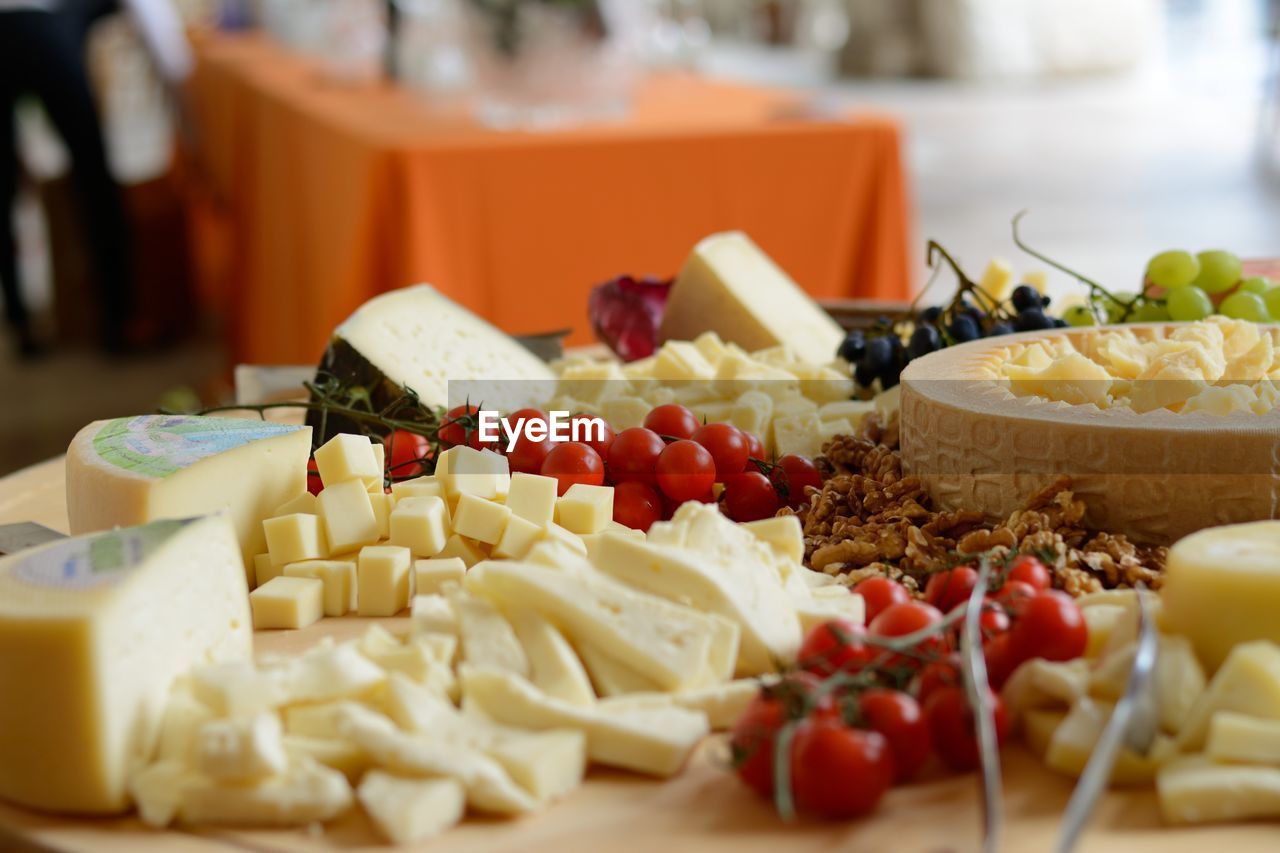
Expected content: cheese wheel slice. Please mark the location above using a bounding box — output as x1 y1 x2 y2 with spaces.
900 325 1280 544
66 415 311 578
0 515 252 814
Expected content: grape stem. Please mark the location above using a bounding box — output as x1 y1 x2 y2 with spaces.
1010 210 1148 323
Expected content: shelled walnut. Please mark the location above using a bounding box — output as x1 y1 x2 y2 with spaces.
791 413 1167 594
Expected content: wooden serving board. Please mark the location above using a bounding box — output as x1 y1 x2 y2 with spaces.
0 459 1273 852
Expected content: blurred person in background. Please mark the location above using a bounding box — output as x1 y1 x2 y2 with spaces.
0 0 190 359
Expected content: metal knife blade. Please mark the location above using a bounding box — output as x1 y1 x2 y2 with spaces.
0 522 67 556
961 559 1003 853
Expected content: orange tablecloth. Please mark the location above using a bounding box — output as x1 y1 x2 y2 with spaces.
186 33 912 364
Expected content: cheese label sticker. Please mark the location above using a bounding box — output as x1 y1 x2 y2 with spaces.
13 520 191 590
92 415 301 479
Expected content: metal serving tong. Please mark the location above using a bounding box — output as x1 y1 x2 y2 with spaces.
1054 584 1160 853
960 561 1004 853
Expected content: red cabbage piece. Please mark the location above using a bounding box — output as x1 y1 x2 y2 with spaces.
587 275 673 362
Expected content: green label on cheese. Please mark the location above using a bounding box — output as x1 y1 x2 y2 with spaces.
13 520 190 590
92 415 300 479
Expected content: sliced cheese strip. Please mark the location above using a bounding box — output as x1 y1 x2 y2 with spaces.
66 415 311 577
1158 755 1280 824
177 757 353 827
447 587 529 676
506 606 596 706
358 771 465 845
0 515 252 814
460 666 709 777
577 643 663 697
597 679 760 730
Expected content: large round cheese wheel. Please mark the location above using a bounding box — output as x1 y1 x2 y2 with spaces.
899 325 1280 544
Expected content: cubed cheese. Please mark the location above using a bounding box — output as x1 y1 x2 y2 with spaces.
493 514 543 560
283 560 357 617
314 433 381 489
318 480 380 555
358 546 412 616
250 576 325 629
436 534 486 568
442 447 510 501
556 484 614 535
253 553 279 587
263 513 328 568
506 473 558 526
389 496 450 558
273 492 317 518
391 476 445 503
452 493 511 546
413 557 467 595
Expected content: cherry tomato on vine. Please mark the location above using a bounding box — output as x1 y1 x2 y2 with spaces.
654 440 716 503
643 404 699 441
995 580 1037 619
982 632 1022 689
607 427 665 486
923 566 979 612
721 471 780 522
612 481 662 532
869 601 945 671
1007 554 1052 591
770 454 823 509
923 685 1008 772
437 404 480 448
1009 590 1087 662
857 689 932 783
853 576 911 624
914 656 962 704
797 618 876 677
306 458 323 496
507 434 552 475
570 413 615 458
979 602 1011 636
790 719 895 819
692 422 749 480
540 442 604 495
730 693 785 798
744 431 765 461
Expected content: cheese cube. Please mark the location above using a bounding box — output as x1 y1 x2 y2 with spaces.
1158 756 1280 824
558 361 630 405
318 479 380 555
556 484 614 535
414 557 467 595
798 365 856 404
493 514 543 560
411 594 459 638
742 516 805 564
369 492 392 539
653 341 715 381
443 447 510 501
283 560 357 617
358 546 413 616
253 553 279 587
689 401 735 425
453 493 512 545
730 391 773 442
391 476 445 504
818 418 855 446
818 399 875 424
250 576 325 629
263 513 328 568
774 397 819 419
507 473 559 526
273 492 316 518
313 433 381 489
1206 711 1280 765
692 330 730 366
196 713 288 783
771 413 823 459
359 771 465 845
371 441 385 483
389 496 450 557
1176 641 1280 751
601 396 652 431
542 521 588 557
437 534 487 568
284 735 370 783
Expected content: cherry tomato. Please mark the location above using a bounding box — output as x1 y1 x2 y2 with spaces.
869 601 945 671
1009 590 1087 663
914 657 962 704
607 427 666 486
744 431 765 461
382 430 430 479
770 454 823 509
853 576 911 624
730 693 786 798
612 481 662 532
507 434 552 475
797 619 876 677
979 601 1011 636
506 407 548 432
570 413 615 458
790 718 894 819
996 580 1037 619
1007 554 1052 591
923 685 1008 772
540 442 605 495
654 440 716 503
721 471 780 522
982 632 1022 689
923 566 979 613
438 404 480 448
306 458 323 496
857 689 932 783
643 404 699 441
692 422 749 480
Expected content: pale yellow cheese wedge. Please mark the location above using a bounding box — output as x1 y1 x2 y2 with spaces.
1089 633 1205 735
1158 755 1280 825
507 606 596 706
1044 697 1175 786
358 771 465 845
1176 641 1280 751
1205 711 1280 766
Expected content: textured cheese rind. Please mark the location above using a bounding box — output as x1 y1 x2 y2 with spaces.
66 416 311 575
900 324 1280 544
0 515 252 814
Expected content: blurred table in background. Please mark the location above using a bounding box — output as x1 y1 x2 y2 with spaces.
184 32 911 364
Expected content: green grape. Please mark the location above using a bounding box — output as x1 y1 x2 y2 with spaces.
1131 301 1171 323
1166 286 1214 321
1265 288 1280 320
1241 276 1273 294
1191 250 1242 294
1146 250 1199 289
1219 291 1271 322
1103 291 1138 324
1062 304 1097 326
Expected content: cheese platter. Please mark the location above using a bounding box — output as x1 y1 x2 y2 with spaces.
2 231 1280 851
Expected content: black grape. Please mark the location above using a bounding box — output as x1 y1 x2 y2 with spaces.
948 314 981 342
907 325 942 360
1014 309 1055 331
838 329 866 363
1011 285 1042 313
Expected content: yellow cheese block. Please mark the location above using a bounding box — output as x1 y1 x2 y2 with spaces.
1206 711 1280 765
1176 640 1280 751
900 325 1280 544
0 515 252 814
1158 756 1280 824
658 231 845 366
1162 521 1280 671
358 771 465 845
